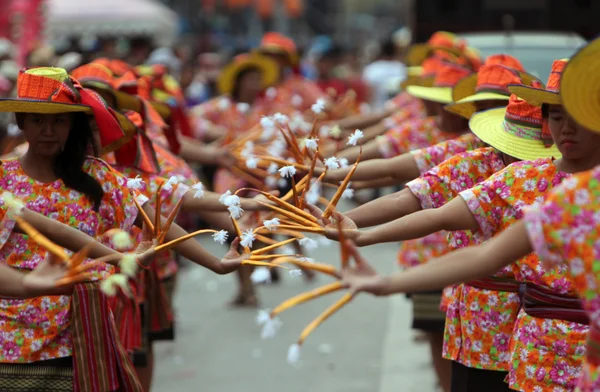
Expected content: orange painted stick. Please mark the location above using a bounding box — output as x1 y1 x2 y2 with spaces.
299 148 319 210
15 216 70 263
231 166 267 190
270 258 338 277
257 156 310 171
154 183 164 237
251 237 298 256
282 175 308 202
66 260 102 276
157 196 186 244
322 148 362 219
237 188 318 224
257 201 320 228
133 198 155 234
255 234 278 245
270 281 344 318
54 272 94 287
250 254 298 261
265 225 324 234
67 243 93 269
154 229 218 252
297 292 354 345
241 260 289 268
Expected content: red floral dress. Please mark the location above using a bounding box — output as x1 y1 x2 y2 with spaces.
461 158 585 391
0 157 139 363
524 166 600 392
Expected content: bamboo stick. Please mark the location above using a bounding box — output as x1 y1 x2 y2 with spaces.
297 293 354 345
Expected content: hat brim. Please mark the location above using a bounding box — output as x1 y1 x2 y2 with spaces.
217 56 280 95
151 101 172 119
406 86 453 104
407 66 423 77
508 85 561 106
254 47 299 66
82 81 142 113
561 39 600 133
469 107 561 161
445 92 509 119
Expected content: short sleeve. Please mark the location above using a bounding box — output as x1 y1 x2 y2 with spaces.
410 134 487 174
0 203 15 250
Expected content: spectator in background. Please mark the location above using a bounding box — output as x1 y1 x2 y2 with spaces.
362 38 406 110
185 52 224 106
315 45 346 97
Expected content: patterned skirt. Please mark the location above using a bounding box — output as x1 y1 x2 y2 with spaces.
0 357 73 392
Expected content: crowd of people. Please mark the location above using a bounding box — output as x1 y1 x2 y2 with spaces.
0 27 599 392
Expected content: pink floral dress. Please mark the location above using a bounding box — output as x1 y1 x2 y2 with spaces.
524 166 600 392
0 157 139 363
460 158 585 390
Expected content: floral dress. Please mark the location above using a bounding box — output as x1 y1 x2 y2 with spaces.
410 133 487 174
0 157 139 363
376 117 467 159
383 92 426 129
408 147 508 357
460 158 585 391
524 166 600 392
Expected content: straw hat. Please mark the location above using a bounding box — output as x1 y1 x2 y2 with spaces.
217 53 279 95
72 63 142 113
560 38 600 132
406 61 473 104
469 94 561 161
0 67 135 153
446 61 542 119
508 59 568 106
405 31 465 66
255 32 299 66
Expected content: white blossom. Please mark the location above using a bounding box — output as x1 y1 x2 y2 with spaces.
236 102 250 113
228 204 244 219
287 344 301 365
289 269 303 278
273 113 289 125
304 138 319 151
251 267 271 284
263 218 281 230
342 188 355 199
261 317 283 339
347 129 364 146
212 230 228 245
291 94 303 107
162 176 179 191
240 230 256 248
260 116 276 129
278 165 297 178
324 157 340 170
329 125 342 138
217 97 231 111
298 237 318 250
246 156 259 169
311 98 326 114
267 163 279 175
127 175 144 190
119 255 138 278
191 182 205 199
112 231 133 250
339 158 349 168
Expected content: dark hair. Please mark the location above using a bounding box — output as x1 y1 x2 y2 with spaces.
320 45 344 62
231 66 261 101
17 112 105 211
380 39 397 58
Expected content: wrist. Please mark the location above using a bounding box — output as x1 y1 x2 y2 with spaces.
377 275 393 296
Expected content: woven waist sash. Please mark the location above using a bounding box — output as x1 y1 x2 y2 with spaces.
521 282 589 325
143 264 173 332
107 281 142 354
70 283 143 391
466 276 521 292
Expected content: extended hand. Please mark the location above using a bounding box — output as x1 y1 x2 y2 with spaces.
304 204 360 242
23 255 88 296
340 241 386 296
219 238 246 274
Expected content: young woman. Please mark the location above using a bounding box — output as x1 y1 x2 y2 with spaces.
324 59 597 391
0 67 245 391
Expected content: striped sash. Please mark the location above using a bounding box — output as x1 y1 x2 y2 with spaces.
467 276 520 292
143 263 173 332
108 281 142 353
70 283 143 391
587 325 600 366
522 282 589 325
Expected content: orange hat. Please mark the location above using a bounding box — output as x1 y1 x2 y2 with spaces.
483 54 524 72
256 32 299 65
406 62 473 104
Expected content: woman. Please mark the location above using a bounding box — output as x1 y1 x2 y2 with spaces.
324 59 595 391
341 44 600 391
0 67 244 391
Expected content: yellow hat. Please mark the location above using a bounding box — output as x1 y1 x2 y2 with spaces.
508 59 568 106
446 64 542 119
561 38 600 133
469 94 561 161
406 62 473 104
217 54 279 96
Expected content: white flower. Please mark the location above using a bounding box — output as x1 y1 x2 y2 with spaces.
256 309 271 325
260 116 276 129
240 230 256 248
291 94 303 107
299 257 315 263
304 138 319 151
1 192 24 216
261 317 283 339
228 204 244 219
267 163 279 174
112 231 133 250
273 113 289 125
127 175 144 190
219 190 232 204
347 129 364 146
311 102 325 114
217 97 231 111
277 178 288 188
278 165 297 178
219 191 241 207
342 188 355 199
212 230 228 245
246 156 259 169
162 176 179 191
329 125 342 138
306 187 320 205
266 87 277 99
241 142 254 158
265 176 278 188
324 157 340 170
298 237 318 250
287 344 301 365
289 269 303 278
188 183 203 199
251 267 271 284
100 274 129 297
236 102 250 113
316 98 327 107
119 255 138 278
339 158 349 168
263 218 280 230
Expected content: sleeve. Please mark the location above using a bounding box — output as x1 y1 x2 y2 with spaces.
377 121 418 158
0 203 15 250
459 166 515 241
523 174 586 269
410 134 486 174
299 78 328 104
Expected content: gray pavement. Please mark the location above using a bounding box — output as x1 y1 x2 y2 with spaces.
153 200 439 392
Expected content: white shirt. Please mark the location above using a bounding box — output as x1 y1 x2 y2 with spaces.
362 60 407 110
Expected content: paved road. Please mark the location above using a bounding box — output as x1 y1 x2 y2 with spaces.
153 200 439 392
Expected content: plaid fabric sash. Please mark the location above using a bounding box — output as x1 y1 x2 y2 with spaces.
466 276 520 292
587 325 600 366
143 264 173 332
70 283 143 391
107 281 142 354
521 282 589 325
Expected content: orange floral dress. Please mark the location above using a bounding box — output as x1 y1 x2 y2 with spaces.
383 92 426 129
460 158 585 391
524 166 600 392
0 157 139 363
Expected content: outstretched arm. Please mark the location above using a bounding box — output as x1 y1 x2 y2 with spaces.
323 152 420 184
336 138 383 162
345 188 422 228
334 109 392 131
354 196 479 246
344 221 532 296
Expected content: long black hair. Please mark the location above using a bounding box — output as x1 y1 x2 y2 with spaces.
54 113 104 211
18 112 105 211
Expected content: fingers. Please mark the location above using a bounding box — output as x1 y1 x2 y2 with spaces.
345 240 366 266
229 237 241 251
